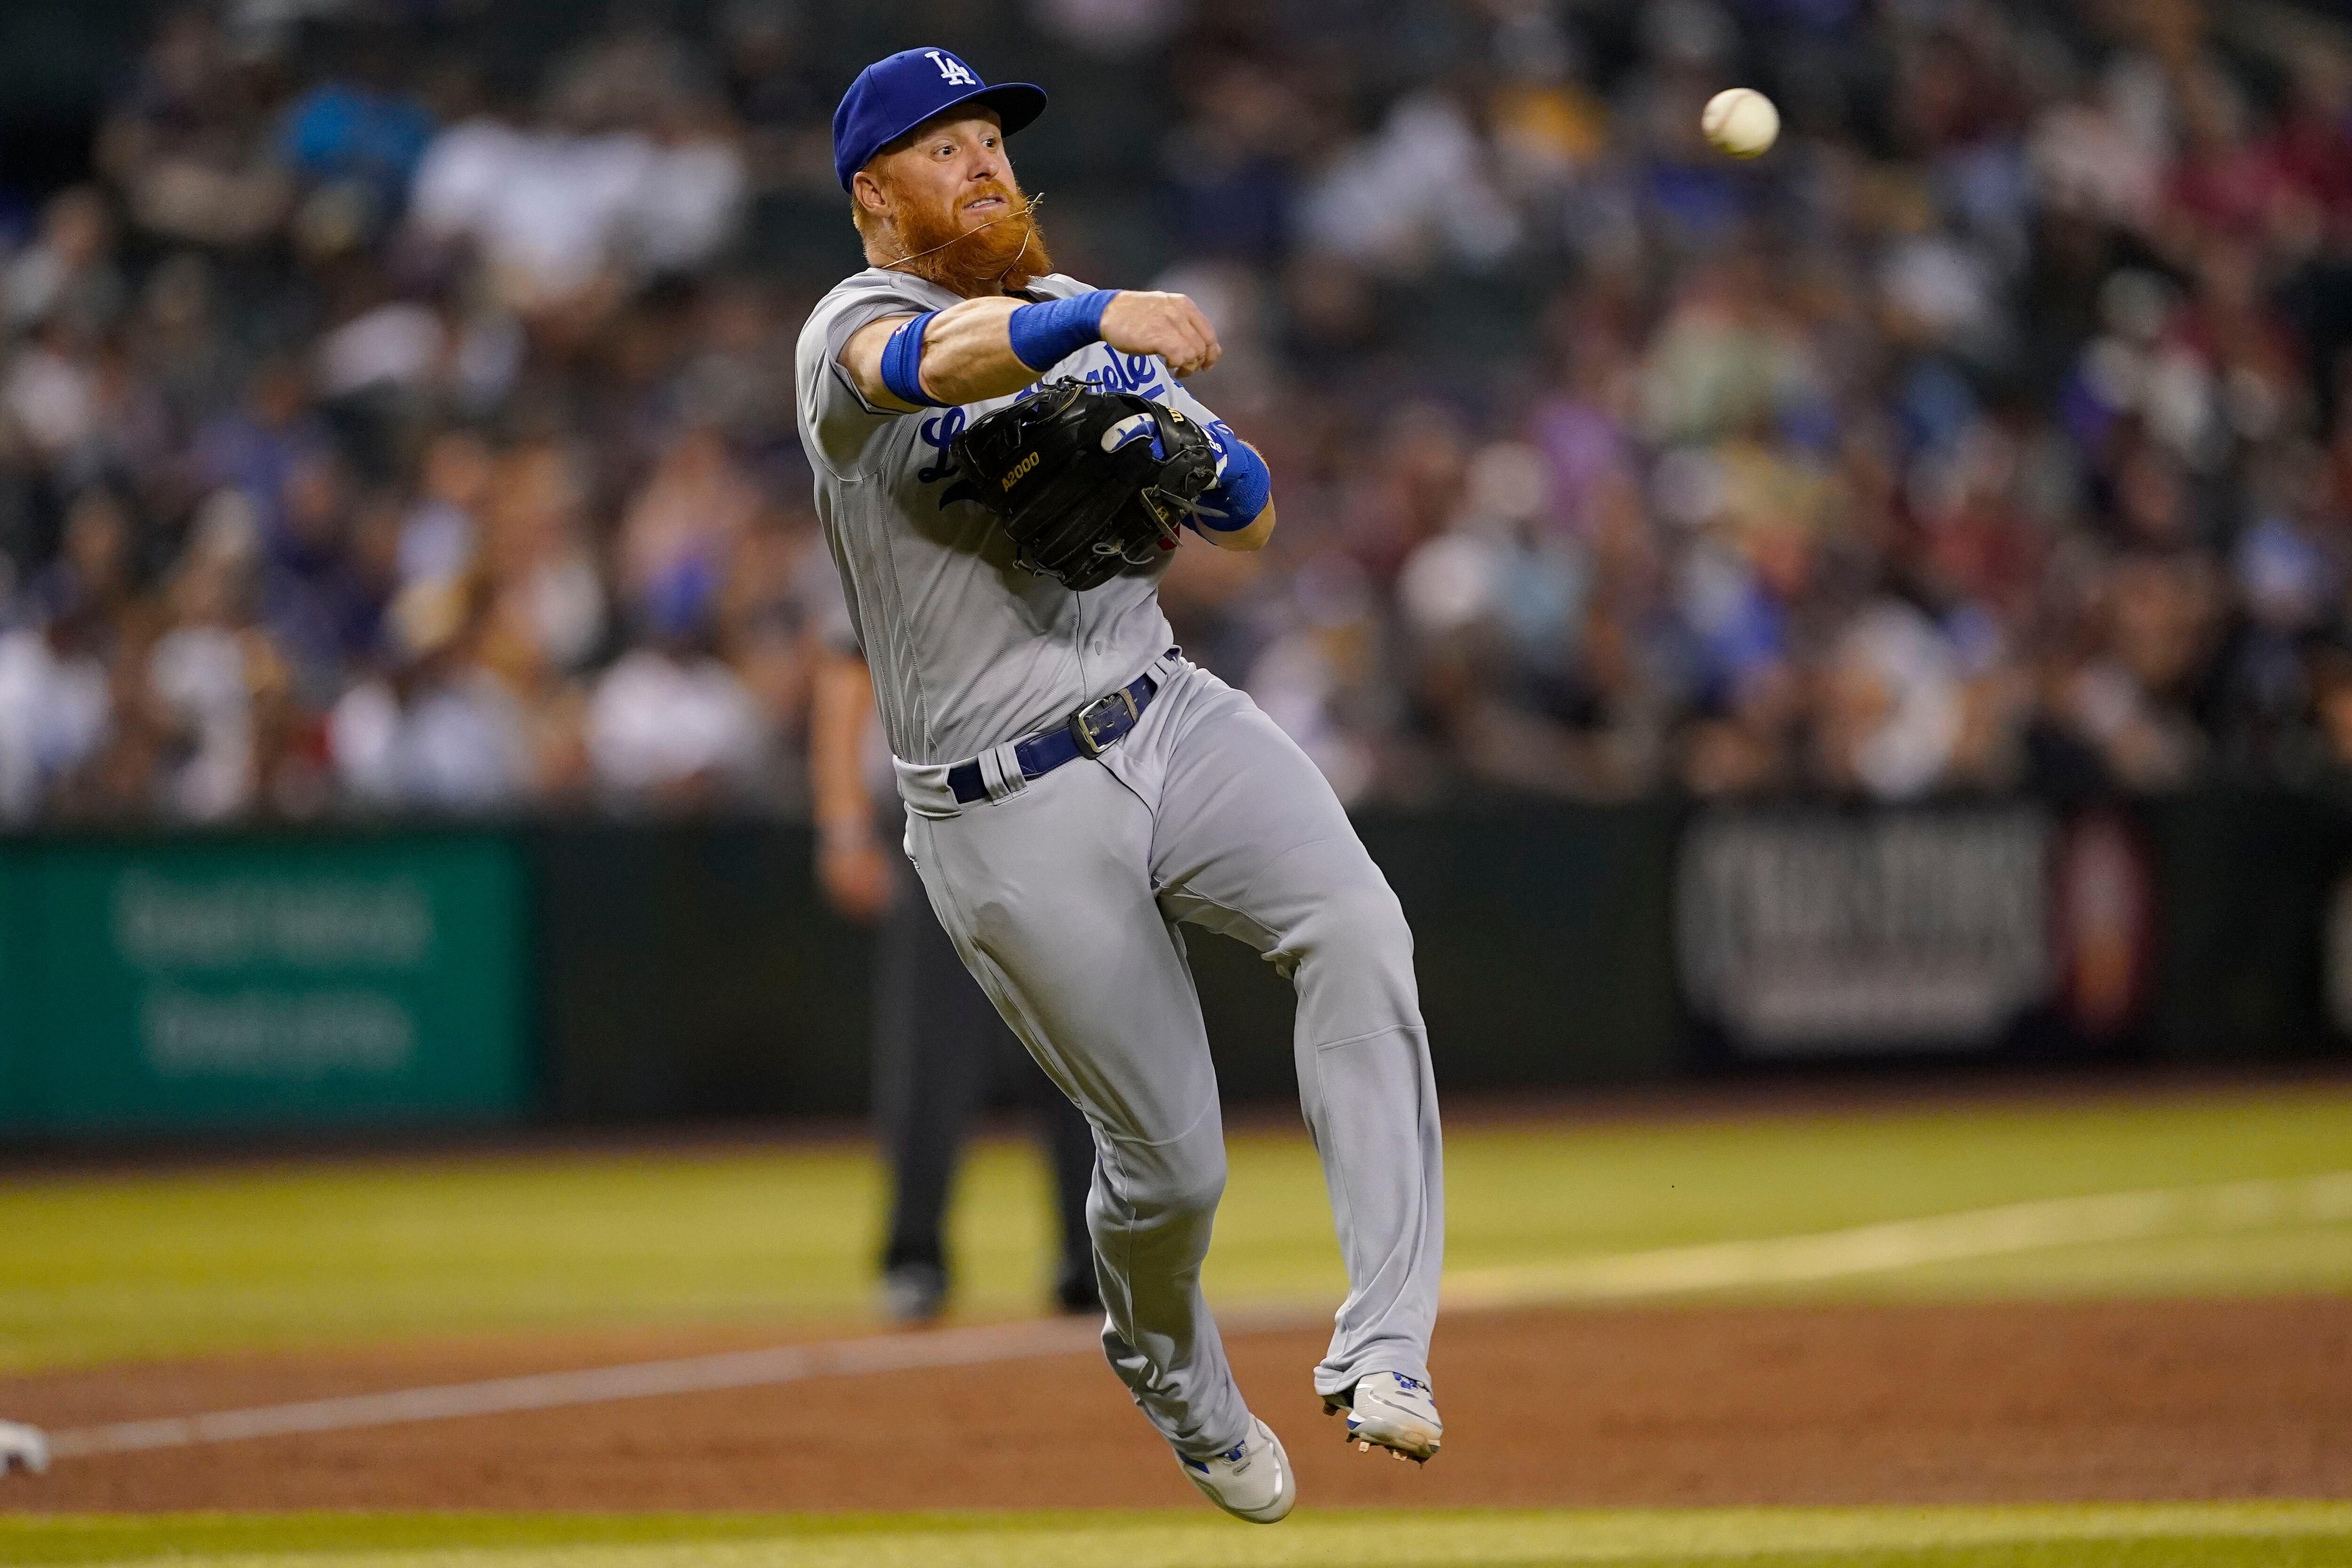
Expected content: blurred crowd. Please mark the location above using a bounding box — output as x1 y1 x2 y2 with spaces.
7 0 2352 824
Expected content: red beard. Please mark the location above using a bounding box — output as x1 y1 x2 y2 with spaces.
874 179 1054 295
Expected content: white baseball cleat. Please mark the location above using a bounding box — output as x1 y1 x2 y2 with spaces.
1326 1370 1442 1463
0 1420 49 1477
1178 1417 1295 1523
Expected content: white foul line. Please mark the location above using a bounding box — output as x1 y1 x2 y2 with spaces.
41 1317 1109 1460
28 1170 2352 1463
37 1302 1321 1462
1438 1169 2352 1309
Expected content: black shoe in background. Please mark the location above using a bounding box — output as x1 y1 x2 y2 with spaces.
879 1261 948 1325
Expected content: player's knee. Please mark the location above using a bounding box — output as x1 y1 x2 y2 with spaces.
1134 1146 1226 1221
1092 1125 1226 1224
1162 1156 1226 1220
1171 1175 1224 1224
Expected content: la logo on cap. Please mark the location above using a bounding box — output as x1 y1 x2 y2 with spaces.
924 50 979 87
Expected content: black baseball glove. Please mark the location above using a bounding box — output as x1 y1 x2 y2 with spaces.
951 378 1218 592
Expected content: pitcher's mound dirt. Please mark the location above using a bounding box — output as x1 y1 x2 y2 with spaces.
4 1296 2349 1512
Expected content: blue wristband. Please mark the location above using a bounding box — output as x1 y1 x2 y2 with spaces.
1007 289 1116 372
1193 422 1270 532
880 311 944 407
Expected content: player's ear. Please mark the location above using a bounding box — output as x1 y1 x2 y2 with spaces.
851 170 888 218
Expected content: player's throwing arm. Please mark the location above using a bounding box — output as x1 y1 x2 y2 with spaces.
844 290 1222 409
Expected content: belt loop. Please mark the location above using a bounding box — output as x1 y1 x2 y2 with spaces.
891 755 965 817
978 739 1027 802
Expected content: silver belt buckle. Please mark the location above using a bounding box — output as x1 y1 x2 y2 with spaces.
1069 685 1140 757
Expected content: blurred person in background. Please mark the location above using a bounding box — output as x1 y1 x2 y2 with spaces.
396 428 493 591
4 188 124 339
0 606 112 825
476 438 608 682
255 449 388 699
620 425 762 626
95 5 293 250
330 569 532 813
0 488 136 822
275 16 436 254
584 569 766 813
145 491 274 821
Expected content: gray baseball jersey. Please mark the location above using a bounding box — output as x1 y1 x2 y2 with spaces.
796 267 1223 766
793 270 1442 1465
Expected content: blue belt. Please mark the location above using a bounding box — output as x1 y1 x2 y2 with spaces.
947 651 1175 806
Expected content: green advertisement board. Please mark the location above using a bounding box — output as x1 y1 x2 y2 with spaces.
0 833 529 1133
0 847 24 1132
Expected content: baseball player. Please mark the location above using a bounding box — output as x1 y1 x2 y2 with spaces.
794 47 1444 1523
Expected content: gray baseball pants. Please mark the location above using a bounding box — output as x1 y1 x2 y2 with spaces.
894 653 1443 1458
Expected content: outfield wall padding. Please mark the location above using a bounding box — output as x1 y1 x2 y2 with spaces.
4 793 2350 1138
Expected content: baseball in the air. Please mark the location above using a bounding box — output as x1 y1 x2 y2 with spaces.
1702 87 1780 159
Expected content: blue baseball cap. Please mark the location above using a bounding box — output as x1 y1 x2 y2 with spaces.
832 48 1048 192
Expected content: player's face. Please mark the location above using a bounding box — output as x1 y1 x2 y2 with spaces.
855 109 1052 293
869 111 1021 237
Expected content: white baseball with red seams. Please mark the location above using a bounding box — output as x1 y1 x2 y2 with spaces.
1703 87 1780 158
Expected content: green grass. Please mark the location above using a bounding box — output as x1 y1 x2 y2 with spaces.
3 1507 2351 1568
7 1087 2352 1372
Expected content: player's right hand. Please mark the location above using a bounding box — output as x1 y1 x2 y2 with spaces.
818 833 895 924
1101 291 1222 379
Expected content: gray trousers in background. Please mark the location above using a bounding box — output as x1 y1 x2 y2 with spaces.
895 655 1444 1458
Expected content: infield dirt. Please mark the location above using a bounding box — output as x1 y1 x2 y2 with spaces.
4 1296 2348 1513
